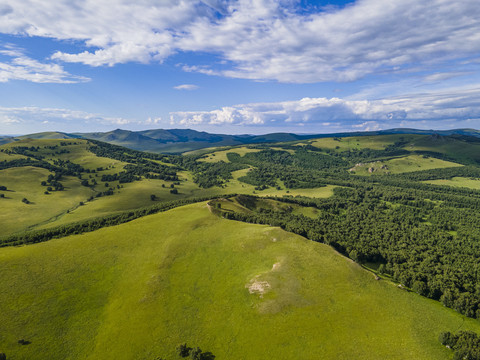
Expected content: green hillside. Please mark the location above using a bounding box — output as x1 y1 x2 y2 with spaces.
0 202 478 360
0 138 336 236
0 138 179 236
3 133 480 360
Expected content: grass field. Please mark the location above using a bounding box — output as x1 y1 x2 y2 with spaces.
403 135 480 164
350 154 462 175
1 138 128 172
425 176 480 189
0 167 94 235
0 152 29 161
0 202 479 359
198 147 261 163
308 134 422 151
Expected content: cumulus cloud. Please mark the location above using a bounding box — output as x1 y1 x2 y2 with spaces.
173 84 199 90
1 0 480 82
169 88 480 131
0 45 89 83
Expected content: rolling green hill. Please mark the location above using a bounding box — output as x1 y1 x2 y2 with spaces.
3 131 480 359
1 202 478 360
3 127 480 154
1 132 479 237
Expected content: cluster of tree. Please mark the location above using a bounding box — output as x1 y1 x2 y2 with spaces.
123 163 178 181
87 140 173 164
0 158 57 172
388 165 480 181
189 161 246 188
60 141 78 146
439 331 480 360
96 164 177 185
1 146 50 161
100 172 140 184
0 194 234 247
41 172 65 191
176 343 215 360
51 159 85 174
87 141 179 182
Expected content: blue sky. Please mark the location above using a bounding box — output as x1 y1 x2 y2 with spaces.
1 0 480 135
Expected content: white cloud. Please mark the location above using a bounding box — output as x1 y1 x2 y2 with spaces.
1 0 480 82
173 84 199 91
0 115 21 124
0 106 163 134
145 117 162 125
169 88 480 131
0 45 89 83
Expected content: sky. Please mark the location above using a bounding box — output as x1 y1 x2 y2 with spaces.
1 0 480 135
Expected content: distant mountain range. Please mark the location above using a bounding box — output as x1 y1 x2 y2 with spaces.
2 127 480 153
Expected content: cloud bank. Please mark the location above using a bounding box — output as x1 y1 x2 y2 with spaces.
1 0 480 82
170 88 480 132
3 87 480 134
0 106 158 134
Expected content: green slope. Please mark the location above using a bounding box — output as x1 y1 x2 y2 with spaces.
0 139 333 236
0 202 478 359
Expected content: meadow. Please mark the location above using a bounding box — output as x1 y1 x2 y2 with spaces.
0 202 478 359
349 154 462 175
425 176 480 190
308 134 422 151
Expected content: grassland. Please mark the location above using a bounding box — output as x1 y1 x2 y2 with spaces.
0 167 94 235
198 147 261 163
308 134 422 151
405 136 480 164
0 202 478 359
0 140 134 235
349 154 462 175
425 177 480 190
1 138 128 172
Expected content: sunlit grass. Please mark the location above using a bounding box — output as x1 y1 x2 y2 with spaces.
0 203 478 359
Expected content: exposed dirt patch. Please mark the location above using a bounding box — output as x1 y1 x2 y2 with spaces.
247 279 271 297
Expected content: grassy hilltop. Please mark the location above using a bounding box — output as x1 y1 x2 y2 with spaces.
1 203 479 359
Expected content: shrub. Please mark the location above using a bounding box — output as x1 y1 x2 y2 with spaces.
176 343 190 357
